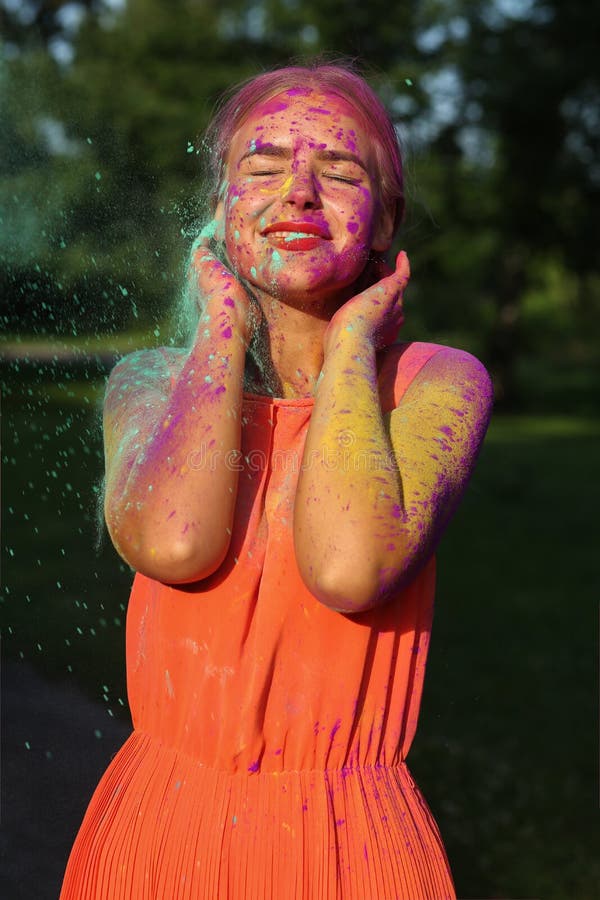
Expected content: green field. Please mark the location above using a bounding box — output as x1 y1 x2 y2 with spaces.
2 369 598 899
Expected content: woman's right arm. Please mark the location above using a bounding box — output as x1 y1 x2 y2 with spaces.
103 248 251 584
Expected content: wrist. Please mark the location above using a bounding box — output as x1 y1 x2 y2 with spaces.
195 298 251 349
323 319 377 358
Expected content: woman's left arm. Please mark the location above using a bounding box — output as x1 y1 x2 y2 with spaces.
293 258 493 614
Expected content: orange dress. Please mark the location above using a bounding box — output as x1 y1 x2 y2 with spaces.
61 341 455 900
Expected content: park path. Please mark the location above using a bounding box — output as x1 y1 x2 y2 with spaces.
1 341 120 367
1 658 131 900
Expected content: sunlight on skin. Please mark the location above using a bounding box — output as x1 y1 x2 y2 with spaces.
295 313 494 611
222 90 391 311
102 89 493 608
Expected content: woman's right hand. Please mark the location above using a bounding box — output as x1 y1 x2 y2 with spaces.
187 220 257 346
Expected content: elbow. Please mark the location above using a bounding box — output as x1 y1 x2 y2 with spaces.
301 563 387 615
106 508 231 584
300 550 425 614
136 537 230 584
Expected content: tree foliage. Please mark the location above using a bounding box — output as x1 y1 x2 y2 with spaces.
1 0 598 407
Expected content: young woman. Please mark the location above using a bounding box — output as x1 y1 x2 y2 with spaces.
61 63 493 899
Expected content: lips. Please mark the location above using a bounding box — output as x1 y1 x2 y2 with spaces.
261 221 331 239
261 221 331 252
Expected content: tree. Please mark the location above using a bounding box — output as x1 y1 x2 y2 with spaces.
2 0 598 407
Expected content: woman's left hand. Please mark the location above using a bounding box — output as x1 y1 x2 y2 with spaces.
324 250 410 355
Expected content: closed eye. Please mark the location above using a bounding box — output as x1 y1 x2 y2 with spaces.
323 173 361 184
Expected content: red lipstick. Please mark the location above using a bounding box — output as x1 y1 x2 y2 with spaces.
262 221 331 238
261 221 331 251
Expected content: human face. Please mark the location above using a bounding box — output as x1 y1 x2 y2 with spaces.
220 90 392 308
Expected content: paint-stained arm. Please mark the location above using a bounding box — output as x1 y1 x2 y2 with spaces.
103 242 252 583
293 253 493 613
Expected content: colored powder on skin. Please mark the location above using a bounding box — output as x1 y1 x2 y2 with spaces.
257 96 291 116
250 267 257 278
346 221 359 234
283 87 312 98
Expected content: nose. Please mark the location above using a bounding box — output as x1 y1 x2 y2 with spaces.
281 170 321 209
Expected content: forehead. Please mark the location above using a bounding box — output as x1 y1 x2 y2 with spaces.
229 89 370 160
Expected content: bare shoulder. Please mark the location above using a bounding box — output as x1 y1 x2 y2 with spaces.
103 347 188 477
386 344 494 485
104 346 187 410
421 344 492 379
405 345 494 419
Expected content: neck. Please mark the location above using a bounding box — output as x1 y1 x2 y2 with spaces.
245 289 345 399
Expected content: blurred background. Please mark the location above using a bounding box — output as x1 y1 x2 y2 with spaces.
1 1 598 898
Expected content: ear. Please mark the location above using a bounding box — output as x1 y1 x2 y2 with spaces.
371 204 394 253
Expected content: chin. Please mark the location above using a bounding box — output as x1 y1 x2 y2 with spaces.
248 257 367 303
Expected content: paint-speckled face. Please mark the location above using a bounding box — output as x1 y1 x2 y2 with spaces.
220 90 392 305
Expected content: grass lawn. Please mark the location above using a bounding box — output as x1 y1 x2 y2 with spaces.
2 368 598 899
411 414 599 899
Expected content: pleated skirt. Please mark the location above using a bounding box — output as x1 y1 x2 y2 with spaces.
61 731 455 899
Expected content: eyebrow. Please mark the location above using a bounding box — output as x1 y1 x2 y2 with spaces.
239 145 368 171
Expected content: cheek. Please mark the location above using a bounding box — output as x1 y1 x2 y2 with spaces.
223 188 248 255
344 190 377 241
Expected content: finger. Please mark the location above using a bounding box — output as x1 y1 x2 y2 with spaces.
395 250 411 285
368 251 410 296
